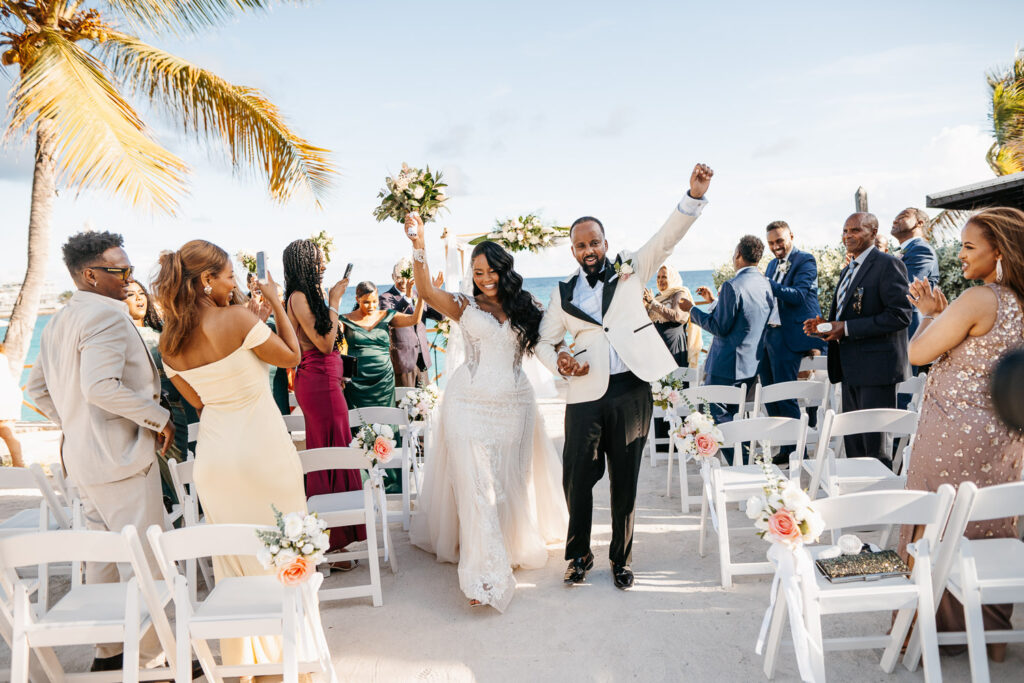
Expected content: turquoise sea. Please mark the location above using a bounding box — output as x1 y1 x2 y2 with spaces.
13 270 715 421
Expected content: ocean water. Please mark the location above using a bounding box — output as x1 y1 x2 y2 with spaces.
13 269 715 421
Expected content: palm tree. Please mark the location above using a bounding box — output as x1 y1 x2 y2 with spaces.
986 48 1024 176
0 1 335 373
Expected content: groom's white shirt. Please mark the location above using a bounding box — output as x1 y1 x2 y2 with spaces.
538 193 707 404
571 268 628 375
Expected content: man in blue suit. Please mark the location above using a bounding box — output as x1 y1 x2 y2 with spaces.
759 221 826 421
681 235 774 463
890 207 939 341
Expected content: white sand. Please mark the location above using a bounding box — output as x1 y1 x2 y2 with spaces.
1 405 1020 682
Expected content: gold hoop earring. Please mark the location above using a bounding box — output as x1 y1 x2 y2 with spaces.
996 258 1004 283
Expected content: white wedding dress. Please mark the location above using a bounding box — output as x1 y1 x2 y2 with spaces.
410 295 568 612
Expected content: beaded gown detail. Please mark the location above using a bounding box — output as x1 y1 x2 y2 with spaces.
410 296 568 612
900 283 1024 634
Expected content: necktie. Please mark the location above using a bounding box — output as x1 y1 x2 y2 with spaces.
836 260 858 313
773 260 786 283
585 266 607 288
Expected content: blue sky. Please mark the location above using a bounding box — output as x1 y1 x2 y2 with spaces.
0 0 1020 289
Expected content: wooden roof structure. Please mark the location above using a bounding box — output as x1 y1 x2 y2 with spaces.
926 171 1024 211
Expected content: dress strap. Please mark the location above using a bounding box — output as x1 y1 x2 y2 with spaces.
243 320 273 349
163 363 179 379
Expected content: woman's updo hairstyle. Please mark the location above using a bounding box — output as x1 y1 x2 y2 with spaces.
152 240 230 356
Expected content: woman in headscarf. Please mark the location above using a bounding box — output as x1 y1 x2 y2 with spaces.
644 264 702 369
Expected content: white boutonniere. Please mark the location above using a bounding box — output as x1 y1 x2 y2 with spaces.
777 260 791 276
613 258 634 282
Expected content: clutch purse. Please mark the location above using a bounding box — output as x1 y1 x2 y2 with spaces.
815 549 910 583
340 354 358 379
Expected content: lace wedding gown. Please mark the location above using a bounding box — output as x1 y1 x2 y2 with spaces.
410 296 568 612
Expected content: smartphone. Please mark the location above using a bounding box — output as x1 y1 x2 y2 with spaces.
256 251 267 284
343 262 353 280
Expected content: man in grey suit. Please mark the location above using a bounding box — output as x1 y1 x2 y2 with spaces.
27 231 173 672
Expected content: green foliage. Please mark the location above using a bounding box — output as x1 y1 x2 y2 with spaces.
712 244 846 314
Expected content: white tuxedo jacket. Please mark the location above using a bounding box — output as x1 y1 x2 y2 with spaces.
537 195 707 404
27 290 169 486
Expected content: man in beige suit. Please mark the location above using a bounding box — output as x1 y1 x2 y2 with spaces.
27 231 173 672
537 163 713 589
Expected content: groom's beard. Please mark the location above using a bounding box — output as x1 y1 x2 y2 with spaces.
579 256 606 276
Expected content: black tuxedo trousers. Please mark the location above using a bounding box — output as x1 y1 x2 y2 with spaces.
562 371 653 566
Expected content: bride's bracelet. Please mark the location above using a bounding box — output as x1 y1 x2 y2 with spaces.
412 248 426 264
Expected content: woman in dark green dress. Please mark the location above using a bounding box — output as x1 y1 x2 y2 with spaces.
341 281 424 409
341 282 424 493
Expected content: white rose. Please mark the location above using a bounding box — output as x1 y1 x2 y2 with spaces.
380 424 395 439
283 513 304 540
257 547 273 569
781 480 811 512
745 495 763 520
804 513 825 542
275 548 298 567
652 381 663 393
302 542 315 555
270 544 280 554
303 516 320 536
316 533 330 551
411 184 425 200
754 518 769 532
767 490 784 510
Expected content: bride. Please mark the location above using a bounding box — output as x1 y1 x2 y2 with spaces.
405 214 568 612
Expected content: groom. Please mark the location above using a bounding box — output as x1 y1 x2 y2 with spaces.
537 163 713 589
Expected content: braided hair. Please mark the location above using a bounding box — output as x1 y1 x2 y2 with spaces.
283 239 333 336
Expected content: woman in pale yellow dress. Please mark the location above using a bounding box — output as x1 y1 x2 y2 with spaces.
153 240 306 670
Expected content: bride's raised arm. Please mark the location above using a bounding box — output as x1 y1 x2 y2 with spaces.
406 213 468 321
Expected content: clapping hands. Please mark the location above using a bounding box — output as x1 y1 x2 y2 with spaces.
908 278 947 316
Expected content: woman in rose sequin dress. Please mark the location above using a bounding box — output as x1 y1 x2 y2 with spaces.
898 207 1024 658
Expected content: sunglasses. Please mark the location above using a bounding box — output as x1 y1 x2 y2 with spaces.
88 266 134 282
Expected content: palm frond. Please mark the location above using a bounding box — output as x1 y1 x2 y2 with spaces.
6 27 187 213
104 1 304 35
926 209 970 243
102 31 334 206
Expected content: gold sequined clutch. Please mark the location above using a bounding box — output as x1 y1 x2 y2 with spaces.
815 550 910 583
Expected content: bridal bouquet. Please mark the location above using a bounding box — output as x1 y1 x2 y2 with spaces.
433 318 451 348
398 384 439 422
651 373 686 410
670 403 724 459
256 505 330 585
470 214 569 253
373 163 449 234
746 456 824 550
310 230 335 263
353 421 397 467
236 250 258 275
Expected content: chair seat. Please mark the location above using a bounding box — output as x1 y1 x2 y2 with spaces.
716 464 786 497
307 490 364 515
948 538 1024 591
804 545 918 606
0 507 67 534
194 576 286 622
35 581 166 628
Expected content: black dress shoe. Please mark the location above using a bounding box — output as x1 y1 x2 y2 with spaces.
90 653 124 672
563 552 594 584
611 563 634 589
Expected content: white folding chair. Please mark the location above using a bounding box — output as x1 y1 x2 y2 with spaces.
761 486 955 683
298 447 391 605
904 480 1024 681
698 416 807 588
283 413 307 446
646 366 702 468
0 527 175 683
802 409 917 500
666 382 747 513
797 355 828 374
146 523 337 683
394 386 415 404
754 380 830 450
288 392 299 409
186 422 200 444
896 375 927 413
349 406 413 529
167 458 214 602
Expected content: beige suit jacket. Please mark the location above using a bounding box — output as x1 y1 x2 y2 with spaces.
27 290 169 485
537 195 707 404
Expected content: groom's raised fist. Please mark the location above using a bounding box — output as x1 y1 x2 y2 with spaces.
689 163 714 199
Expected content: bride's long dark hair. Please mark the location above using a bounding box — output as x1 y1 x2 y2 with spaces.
470 241 543 353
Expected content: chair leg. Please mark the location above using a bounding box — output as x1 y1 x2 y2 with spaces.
665 439 674 496
365 505 384 607
679 451 690 514
122 580 140 683
11 589 29 683
715 492 732 588
963 588 991 683
282 587 299 683
175 577 194 683
884 607 915 673
698 486 709 558
401 454 412 531
648 416 657 468
804 596 827 683
762 581 788 679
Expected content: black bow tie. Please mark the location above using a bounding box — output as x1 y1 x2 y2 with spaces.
585 263 608 288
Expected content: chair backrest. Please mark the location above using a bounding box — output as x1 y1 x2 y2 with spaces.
187 421 200 442
0 466 38 491
168 458 195 498
756 380 830 416
717 415 808 466
288 392 299 408
679 383 747 411
394 386 415 404
826 408 918 439
896 375 927 411
0 464 71 529
282 414 306 433
670 366 701 387
297 447 371 475
810 486 955 549
147 523 269 567
964 480 1024 522
0 529 131 569
349 406 409 427
798 355 828 373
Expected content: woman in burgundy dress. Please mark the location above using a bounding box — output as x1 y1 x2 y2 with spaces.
283 239 365 561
